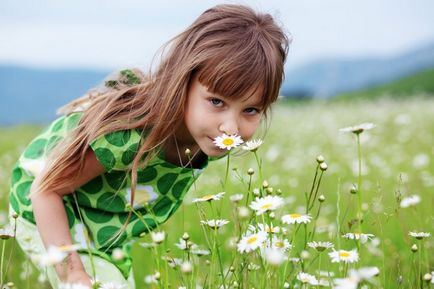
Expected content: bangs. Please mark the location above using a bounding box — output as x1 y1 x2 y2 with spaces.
194 32 282 109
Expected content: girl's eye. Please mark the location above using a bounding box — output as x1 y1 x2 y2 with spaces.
210 98 224 107
244 107 260 115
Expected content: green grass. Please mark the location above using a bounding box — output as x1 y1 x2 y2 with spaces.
0 97 433 288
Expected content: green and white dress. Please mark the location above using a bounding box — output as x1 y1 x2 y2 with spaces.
9 112 211 278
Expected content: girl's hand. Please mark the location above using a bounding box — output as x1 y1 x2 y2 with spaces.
65 270 93 288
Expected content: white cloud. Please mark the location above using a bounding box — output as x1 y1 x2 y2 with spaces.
1 0 434 69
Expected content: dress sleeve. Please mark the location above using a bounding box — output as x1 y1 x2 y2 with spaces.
89 129 143 172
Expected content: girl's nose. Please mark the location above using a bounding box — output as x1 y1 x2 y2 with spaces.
219 119 239 135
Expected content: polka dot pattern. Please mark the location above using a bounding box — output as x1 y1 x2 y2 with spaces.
9 111 211 275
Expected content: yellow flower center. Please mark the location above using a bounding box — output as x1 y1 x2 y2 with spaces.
202 195 214 200
223 138 234 146
290 213 302 218
275 241 284 248
247 236 258 244
260 203 273 210
339 252 350 257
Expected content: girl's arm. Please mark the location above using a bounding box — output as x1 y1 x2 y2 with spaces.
30 148 105 286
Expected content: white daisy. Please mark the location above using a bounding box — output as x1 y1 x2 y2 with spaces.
281 213 312 224
247 263 260 271
342 233 375 244
138 242 156 248
162 256 183 268
263 248 286 265
400 195 421 208
349 266 380 280
213 134 244 150
144 274 158 284
334 266 380 289
192 192 225 203
249 195 284 215
32 244 81 267
191 248 211 256
125 185 159 209
409 231 431 240
175 238 197 251
297 272 318 285
255 223 287 234
334 277 358 289
99 282 126 289
328 249 359 263
0 226 14 239
237 231 267 253
307 241 334 252
242 139 263 152
151 231 166 244
339 123 376 134
200 219 230 229
266 236 292 252
229 194 244 202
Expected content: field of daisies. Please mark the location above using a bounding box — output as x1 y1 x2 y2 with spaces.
0 97 433 289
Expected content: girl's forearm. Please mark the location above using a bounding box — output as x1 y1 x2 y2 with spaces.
31 192 87 281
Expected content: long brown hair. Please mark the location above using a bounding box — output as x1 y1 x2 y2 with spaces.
37 4 289 221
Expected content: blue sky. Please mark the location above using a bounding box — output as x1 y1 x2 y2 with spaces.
1 0 434 71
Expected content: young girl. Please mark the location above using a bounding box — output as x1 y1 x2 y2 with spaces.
9 4 289 288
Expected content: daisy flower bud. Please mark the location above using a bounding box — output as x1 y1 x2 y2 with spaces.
266 187 274 194
423 273 432 282
316 155 325 163
182 232 190 241
262 180 269 188
319 162 328 171
350 185 358 194
247 168 255 175
411 244 418 252
276 189 282 195
184 148 191 156
253 188 260 196
154 271 161 280
318 194 326 202
12 213 19 219
269 212 276 219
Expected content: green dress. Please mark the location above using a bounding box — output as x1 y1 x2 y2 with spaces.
9 112 211 277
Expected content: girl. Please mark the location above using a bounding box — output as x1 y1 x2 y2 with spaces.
9 4 289 288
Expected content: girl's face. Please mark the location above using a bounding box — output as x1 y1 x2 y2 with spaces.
180 77 264 157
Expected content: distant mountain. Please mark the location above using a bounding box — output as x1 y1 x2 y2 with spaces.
1 42 434 124
282 42 434 98
0 66 108 125
334 68 434 100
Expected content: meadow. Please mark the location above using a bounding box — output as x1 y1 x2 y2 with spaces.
0 97 433 288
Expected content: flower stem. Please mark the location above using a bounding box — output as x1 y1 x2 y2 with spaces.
0 240 5 286
356 134 363 233
224 151 231 189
